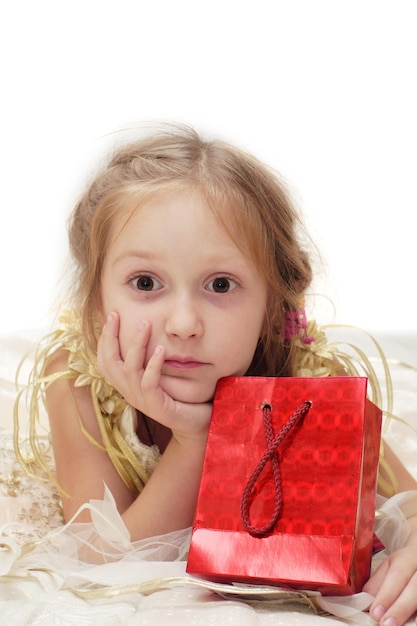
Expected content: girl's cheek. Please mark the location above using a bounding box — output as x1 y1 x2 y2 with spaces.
119 324 152 362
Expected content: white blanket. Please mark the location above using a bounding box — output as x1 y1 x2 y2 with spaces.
1 329 416 625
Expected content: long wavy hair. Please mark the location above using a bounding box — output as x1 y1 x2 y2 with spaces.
67 124 314 376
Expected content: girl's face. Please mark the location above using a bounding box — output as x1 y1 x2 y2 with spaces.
100 190 267 404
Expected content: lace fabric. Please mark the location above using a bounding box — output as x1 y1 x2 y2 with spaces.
0 430 63 547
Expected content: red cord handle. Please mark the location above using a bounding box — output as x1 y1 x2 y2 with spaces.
241 400 312 536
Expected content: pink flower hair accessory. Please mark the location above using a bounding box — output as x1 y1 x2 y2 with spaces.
284 307 315 344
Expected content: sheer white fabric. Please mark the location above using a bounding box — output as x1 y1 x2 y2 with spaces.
0 458 414 626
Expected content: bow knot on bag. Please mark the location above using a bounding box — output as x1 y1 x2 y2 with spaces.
241 401 312 536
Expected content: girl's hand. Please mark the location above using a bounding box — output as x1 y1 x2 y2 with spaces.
97 313 212 443
364 535 417 625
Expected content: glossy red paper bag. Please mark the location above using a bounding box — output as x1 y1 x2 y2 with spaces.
186 376 382 595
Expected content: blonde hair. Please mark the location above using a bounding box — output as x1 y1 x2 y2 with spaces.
68 124 313 376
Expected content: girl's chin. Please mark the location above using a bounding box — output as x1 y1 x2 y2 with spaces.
160 376 215 405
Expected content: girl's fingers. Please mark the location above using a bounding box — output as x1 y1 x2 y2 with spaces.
140 345 165 393
123 320 152 380
366 552 417 625
97 313 123 376
385 576 417 626
372 579 417 626
99 318 168 417
363 559 389 596
122 321 159 411
97 317 208 434
136 345 175 424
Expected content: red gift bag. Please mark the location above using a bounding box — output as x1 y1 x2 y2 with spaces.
186 376 382 595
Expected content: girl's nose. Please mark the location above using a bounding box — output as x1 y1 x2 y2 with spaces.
165 294 203 339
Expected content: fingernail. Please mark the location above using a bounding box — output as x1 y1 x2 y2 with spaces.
382 618 397 626
154 345 163 356
107 313 115 324
372 605 386 621
138 320 145 331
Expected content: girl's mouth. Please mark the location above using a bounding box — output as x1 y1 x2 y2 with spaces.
164 358 207 370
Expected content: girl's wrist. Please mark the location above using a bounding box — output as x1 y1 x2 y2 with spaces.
172 429 209 449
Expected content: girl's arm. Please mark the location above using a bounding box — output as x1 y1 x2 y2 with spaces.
46 349 208 538
381 441 417 492
46 350 135 521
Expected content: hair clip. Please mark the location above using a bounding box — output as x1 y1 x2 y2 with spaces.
284 307 315 344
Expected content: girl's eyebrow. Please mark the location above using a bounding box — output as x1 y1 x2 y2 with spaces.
112 248 254 271
112 249 158 264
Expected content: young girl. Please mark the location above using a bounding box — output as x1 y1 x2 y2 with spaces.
15 124 417 626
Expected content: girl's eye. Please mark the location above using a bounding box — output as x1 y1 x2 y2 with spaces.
206 276 237 293
131 275 162 291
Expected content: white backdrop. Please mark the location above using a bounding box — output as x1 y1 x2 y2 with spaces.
1 0 416 334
